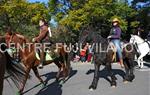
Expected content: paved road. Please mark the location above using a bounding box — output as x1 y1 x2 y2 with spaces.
3 62 150 95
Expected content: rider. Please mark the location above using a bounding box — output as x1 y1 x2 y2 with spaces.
32 18 52 69
107 18 124 68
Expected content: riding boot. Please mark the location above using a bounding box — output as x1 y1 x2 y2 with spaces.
39 52 46 69
119 58 124 68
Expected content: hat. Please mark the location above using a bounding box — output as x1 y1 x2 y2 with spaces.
112 18 120 23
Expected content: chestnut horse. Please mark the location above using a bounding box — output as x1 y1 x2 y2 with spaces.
8 33 71 95
0 36 27 95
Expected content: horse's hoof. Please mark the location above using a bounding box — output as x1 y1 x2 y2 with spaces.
129 75 135 82
111 81 116 88
123 80 129 84
89 85 96 90
89 88 94 91
111 85 116 88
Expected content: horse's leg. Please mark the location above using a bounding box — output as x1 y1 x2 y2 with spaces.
53 58 63 82
138 55 144 68
137 58 141 68
32 67 45 86
128 59 135 82
140 58 144 68
106 63 117 87
56 67 62 82
124 58 135 82
60 63 67 84
123 58 130 83
59 54 70 84
0 57 5 95
62 56 71 82
89 61 100 90
19 67 31 94
66 53 71 77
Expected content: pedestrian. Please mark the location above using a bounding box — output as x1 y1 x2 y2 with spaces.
87 44 94 62
80 45 87 63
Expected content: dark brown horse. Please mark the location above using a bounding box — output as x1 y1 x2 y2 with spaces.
0 36 27 95
8 33 71 94
79 29 135 90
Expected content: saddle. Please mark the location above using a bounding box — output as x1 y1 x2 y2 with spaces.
35 49 59 61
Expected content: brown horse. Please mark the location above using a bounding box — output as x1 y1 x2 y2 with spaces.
0 36 27 95
8 33 71 94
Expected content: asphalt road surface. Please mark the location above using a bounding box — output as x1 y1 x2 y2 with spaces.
3 62 150 95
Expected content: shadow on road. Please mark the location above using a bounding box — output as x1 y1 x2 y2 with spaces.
35 81 62 95
41 68 77 85
22 69 77 95
86 67 126 83
35 69 77 95
144 63 150 68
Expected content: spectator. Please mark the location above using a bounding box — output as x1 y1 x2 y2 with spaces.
80 45 87 63
72 45 80 62
87 44 94 62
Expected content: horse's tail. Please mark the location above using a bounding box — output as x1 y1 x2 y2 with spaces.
4 52 28 89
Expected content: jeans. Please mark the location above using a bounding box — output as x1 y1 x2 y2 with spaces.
111 39 122 59
80 56 86 62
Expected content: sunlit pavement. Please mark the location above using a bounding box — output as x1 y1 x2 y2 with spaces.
3 61 150 95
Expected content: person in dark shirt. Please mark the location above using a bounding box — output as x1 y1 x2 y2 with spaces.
32 19 50 69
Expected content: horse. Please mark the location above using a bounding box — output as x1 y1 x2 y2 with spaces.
0 36 27 95
130 34 150 68
79 29 136 90
8 33 71 95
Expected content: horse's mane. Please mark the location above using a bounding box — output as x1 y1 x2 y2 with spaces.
132 35 144 42
0 36 6 43
92 32 108 43
13 33 30 43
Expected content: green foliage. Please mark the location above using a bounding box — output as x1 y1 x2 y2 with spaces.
58 0 138 35
0 0 149 41
0 0 50 38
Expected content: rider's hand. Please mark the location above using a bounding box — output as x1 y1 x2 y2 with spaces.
32 38 35 42
107 36 111 39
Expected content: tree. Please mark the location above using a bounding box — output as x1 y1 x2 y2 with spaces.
0 0 50 37
56 0 138 40
131 0 150 38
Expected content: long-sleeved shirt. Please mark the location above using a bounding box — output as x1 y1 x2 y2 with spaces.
109 26 121 39
35 25 50 43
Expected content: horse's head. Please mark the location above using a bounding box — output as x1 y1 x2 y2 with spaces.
8 33 27 62
130 34 144 44
79 29 91 44
9 33 26 45
79 26 95 43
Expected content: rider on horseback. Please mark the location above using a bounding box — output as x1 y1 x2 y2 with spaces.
107 18 124 68
32 18 52 69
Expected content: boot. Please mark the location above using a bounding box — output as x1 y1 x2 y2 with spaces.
38 51 45 69
119 59 124 68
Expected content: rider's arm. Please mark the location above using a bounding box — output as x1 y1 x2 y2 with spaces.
35 26 48 42
111 27 121 39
